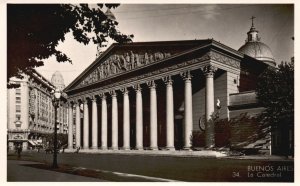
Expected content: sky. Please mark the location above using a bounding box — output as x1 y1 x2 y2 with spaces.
35 4 294 87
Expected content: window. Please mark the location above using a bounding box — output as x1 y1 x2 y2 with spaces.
16 89 21 95
16 105 21 112
16 114 21 120
16 97 21 103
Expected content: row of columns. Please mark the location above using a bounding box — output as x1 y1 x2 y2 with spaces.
68 66 218 150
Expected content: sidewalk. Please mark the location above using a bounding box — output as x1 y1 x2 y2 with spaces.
64 148 293 160
7 160 106 182
64 148 228 157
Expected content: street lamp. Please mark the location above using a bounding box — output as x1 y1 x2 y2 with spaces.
51 88 61 168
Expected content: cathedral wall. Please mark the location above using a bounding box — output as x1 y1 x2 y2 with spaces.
191 79 205 132
191 71 237 131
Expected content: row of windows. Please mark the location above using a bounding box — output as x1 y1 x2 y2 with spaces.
15 89 21 95
16 97 21 103
15 89 21 115
16 105 21 112
16 114 21 120
12 85 22 126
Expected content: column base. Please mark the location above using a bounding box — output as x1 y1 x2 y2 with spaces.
101 147 108 150
110 147 119 150
83 146 89 150
150 147 158 150
166 147 175 151
91 146 98 150
122 147 130 150
135 147 144 150
183 147 192 151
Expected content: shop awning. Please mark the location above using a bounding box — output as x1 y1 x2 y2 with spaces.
28 140 36 146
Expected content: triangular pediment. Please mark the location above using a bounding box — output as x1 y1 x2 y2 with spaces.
65 40 212 92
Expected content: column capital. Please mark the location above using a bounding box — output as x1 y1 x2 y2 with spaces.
74 97 81 104
120 87 129 95
91 97 97 102
180 70 193 81
109 89 117 97
147 80 156 89
162 75 173 85
80 97 87 103
201 65 218 77
73 100 79 106
133 84 142 92
86 94 95 100
99 92 106 99
93 91 102 97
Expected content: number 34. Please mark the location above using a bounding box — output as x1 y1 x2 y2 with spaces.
232 172 240 178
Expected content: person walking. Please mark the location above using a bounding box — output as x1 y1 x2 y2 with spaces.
17 144 22 159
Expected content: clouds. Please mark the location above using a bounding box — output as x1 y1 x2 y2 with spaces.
196 4 221 20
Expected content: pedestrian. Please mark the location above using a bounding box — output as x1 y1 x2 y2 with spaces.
17 144 22 159
75 146 80 153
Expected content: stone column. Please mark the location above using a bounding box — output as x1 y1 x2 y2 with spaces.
163 76 175 150
202 65 218 148
147 80 158 150
122 88 130 150
181 71 193 150
68 103 73 149
75 102 81 148
101 94 107 150
91 97 98 149
110 90 118 150
134 84 143 150
83 99 89 149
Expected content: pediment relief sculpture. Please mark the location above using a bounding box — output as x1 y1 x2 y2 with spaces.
80 51 172 86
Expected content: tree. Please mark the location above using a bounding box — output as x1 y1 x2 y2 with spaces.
44 133 68 149
7 4 133 88
256 61 294 155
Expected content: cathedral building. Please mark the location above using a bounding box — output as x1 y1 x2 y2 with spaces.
7 70 68 150
63 19 283 155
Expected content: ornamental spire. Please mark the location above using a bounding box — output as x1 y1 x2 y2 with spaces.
251 16 256 28
246 16 260 42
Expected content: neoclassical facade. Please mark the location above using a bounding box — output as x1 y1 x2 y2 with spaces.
65 31 271 152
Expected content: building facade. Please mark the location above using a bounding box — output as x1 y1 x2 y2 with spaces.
7 70 68 151
64 22 278 154
51 71 68 134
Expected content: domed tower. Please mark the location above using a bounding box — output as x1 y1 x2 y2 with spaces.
51 71 65 91
238 16 276 66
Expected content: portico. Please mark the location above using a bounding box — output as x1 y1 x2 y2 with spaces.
65 40 242 152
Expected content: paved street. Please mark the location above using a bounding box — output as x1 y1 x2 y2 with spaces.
7 160 106 182
7 151 294 182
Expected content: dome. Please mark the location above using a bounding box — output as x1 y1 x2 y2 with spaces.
238 16 276 66
238 42 275 66
51 71 65 90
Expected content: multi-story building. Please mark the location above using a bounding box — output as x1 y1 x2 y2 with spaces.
7 70 68 151
51 71 68 135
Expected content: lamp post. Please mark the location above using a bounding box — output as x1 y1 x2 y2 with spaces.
51 88 61 169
